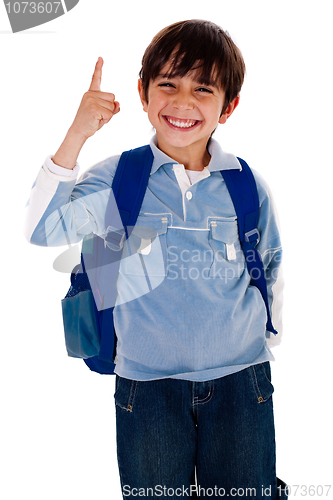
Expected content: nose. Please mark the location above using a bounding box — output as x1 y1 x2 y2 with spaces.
172 89 194 111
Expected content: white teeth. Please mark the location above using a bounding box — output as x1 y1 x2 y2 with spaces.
167 118 197 128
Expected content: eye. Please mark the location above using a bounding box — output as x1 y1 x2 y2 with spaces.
196 87 213 93
158 82 175 88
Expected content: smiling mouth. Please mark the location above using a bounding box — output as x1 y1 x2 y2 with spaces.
164 116 200 129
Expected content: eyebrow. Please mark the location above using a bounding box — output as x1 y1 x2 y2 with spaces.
155 73 219 88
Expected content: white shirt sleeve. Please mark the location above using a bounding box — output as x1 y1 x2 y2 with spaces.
45 155 80 178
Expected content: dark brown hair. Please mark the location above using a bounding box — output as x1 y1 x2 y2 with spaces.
139 20 246 114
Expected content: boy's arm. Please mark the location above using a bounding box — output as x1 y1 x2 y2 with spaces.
24 57 121 247
254 171 284 346
24 154 121 247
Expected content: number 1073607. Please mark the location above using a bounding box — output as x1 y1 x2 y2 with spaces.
5 2 61 14
278 484 332 497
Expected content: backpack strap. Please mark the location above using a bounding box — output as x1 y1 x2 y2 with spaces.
84 145 154 374
105 145 154 245
221 158 277 335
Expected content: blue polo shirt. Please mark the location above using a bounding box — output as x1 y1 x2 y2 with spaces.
24 135 283 381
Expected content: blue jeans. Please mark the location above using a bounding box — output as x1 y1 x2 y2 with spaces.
114 362 288 499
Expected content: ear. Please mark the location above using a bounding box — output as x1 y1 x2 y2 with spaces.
138 79 148 112
218 95 240 125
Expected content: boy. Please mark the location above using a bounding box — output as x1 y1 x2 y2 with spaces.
25 20 287 499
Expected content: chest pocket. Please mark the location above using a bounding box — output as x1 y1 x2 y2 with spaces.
123 214 170 277
208 218 245 279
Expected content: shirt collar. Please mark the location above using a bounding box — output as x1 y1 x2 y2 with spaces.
149 134 242 175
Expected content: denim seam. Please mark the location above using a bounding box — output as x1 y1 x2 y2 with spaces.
115 380 138 412
249 365 264 403
127 380 138 411
192 382 214 406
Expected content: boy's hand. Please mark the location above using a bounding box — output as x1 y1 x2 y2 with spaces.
52 58 120 170
69 57 120 141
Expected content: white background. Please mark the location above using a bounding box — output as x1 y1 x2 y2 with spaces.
1 1 332 498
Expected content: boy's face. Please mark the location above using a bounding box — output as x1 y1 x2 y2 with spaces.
138 63 239 163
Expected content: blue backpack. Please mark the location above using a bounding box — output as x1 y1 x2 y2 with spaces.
61 145 277 375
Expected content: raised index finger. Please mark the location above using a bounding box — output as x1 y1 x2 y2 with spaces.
89 57 103 91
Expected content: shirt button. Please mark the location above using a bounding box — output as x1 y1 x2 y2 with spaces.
186 191 193 200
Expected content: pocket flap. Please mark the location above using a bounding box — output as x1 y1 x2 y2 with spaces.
210 219 239 244
134 214 170 238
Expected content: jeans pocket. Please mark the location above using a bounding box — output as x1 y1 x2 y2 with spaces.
248 362 274 403
114 375 138 412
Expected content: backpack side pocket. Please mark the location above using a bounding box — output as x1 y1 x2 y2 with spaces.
62 290 100 359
